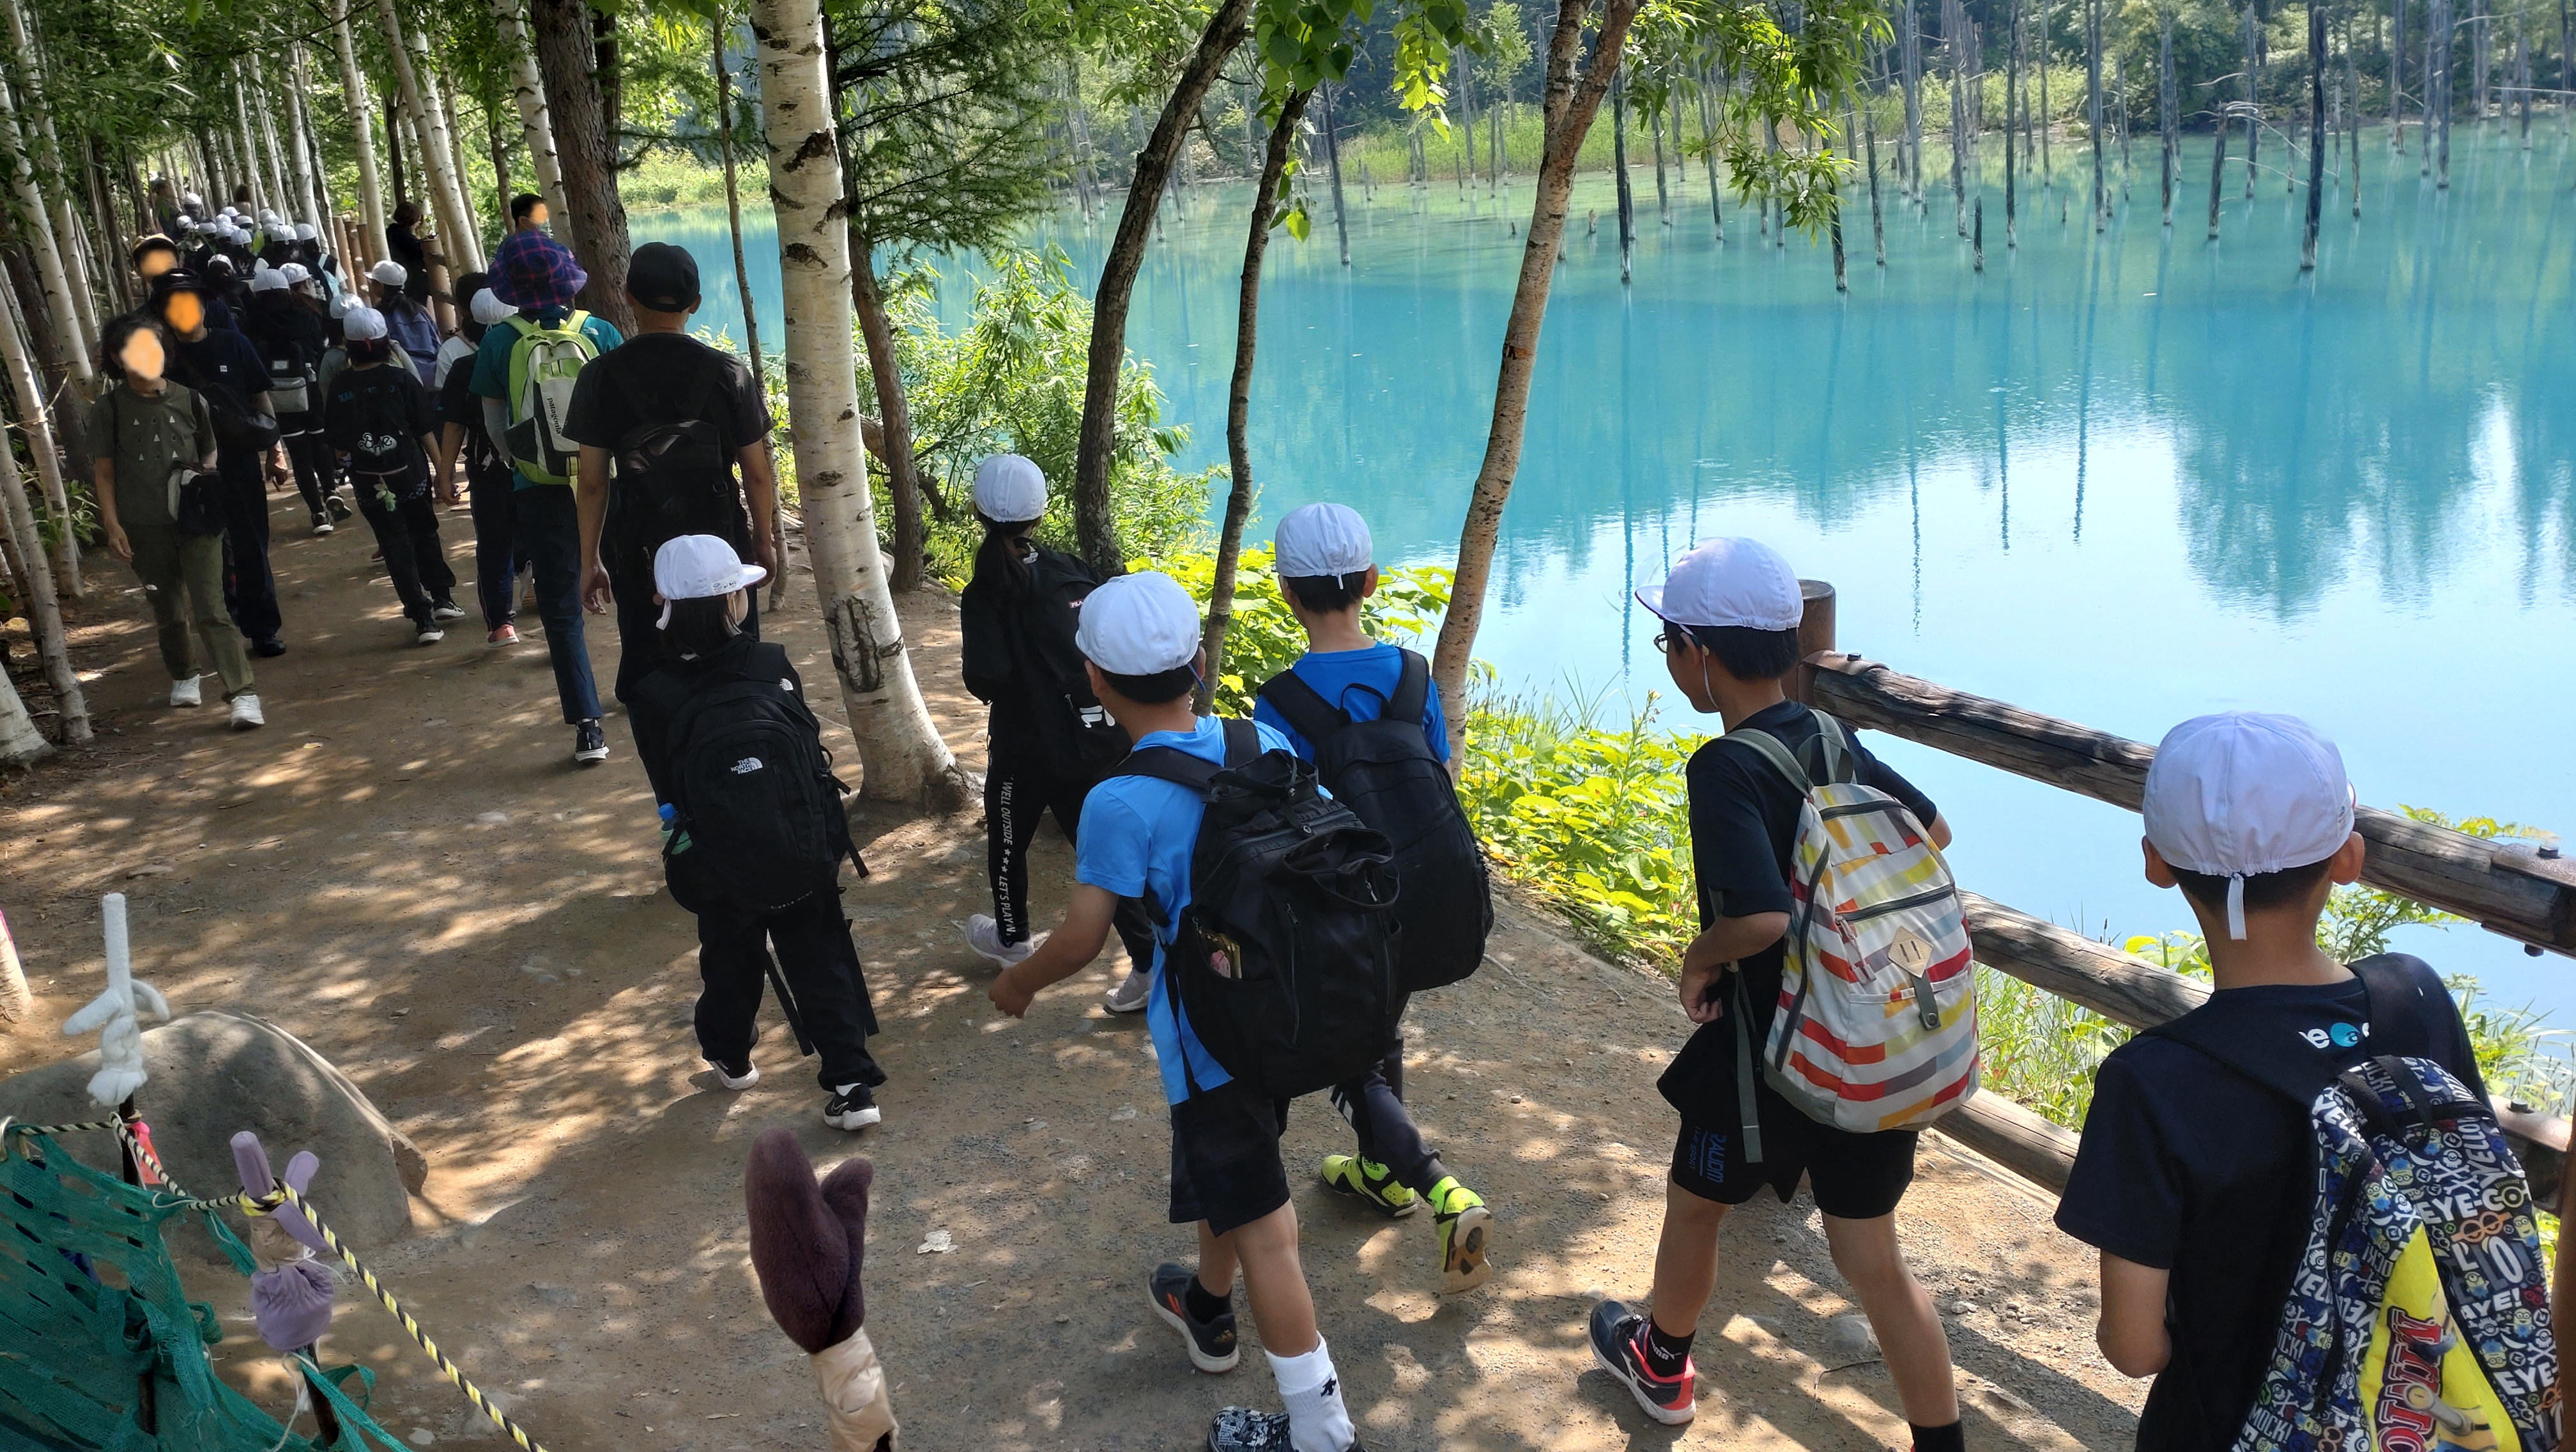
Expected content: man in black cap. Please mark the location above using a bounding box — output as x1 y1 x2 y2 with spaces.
562 240 782 800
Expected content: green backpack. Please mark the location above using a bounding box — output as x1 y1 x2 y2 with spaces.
501 310 598 485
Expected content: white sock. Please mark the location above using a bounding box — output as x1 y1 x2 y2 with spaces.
1268 1339 1355 1452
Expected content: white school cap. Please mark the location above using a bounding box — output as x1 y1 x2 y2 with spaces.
367 259 407 286
1634 536 1802 632
1273 502 1373 579
258 209 281 226
971 453 1048 523
296 222 318 241
339 305 387 342
470 288 514 327
278 262 312 285
1075 571 1200 676
328 293 354 320
248 265 286 293
653 534 767 629
2142 712 2357 940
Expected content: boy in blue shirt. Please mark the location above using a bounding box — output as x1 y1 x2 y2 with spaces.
990 572 1367 1452
1253 503 1492 1294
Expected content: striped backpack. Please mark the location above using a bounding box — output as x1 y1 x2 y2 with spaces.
1722 712 1977 1152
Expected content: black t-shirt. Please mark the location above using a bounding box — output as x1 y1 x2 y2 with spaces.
171 327 268 417
2055 962 2486 1451
436 347 508 483
385 224 433 300
323 364 436 490
560 333 771 578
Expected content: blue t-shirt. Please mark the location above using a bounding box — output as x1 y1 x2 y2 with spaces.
1076 715 1297 1104
466 309 624 490
1250 643 1449 764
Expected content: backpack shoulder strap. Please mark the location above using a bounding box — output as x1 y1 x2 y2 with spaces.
1389 649 1432 726
1808 711 1857 785
1117 720 1262 795
1220 716 1262 768
1714 723 1814 796
1255 668 1348 745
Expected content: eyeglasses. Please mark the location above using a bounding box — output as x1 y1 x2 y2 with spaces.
1651 628 1690 655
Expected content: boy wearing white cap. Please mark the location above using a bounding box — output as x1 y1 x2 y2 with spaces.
634 535 886 1132
368 259 441 384
988 573 1368 1452
1252 502 1494 1294
2056 713 2484 1450
953 455 1158 1002
321 305 461 644
1593 537 1965 1443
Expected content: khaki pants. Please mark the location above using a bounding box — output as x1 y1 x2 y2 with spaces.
129 526 254 697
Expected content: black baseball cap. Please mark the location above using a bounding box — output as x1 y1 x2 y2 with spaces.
627 242 700 313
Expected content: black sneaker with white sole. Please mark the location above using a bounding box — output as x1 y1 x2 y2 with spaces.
823 1083 881 1130
1204 1408 1366 1452
1149 1262 1239 1373
572 719 609 765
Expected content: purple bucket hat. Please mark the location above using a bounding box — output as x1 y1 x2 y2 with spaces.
491 228 588 311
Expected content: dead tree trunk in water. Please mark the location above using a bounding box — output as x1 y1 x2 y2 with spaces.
2303 1 2325 269
1698 69 1726 240
1322 81 1351 266
2159 15 2176 224
1901 0 1926 199
2005 0 2020 247
1611 70 1636 282
2207 107 2230 236
2242 4 2261 198
2088 0 2107 228
1864 89 1885 263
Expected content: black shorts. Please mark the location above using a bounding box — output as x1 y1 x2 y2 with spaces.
1669 1076 1919 1221
1168 1081 1294 1236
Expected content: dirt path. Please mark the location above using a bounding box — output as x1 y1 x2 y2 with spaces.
3 486 2145 1449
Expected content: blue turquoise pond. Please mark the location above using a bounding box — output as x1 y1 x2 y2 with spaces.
643 123 2576 1021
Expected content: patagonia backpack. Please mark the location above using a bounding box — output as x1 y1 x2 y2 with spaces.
1255 650 1491 993
1721 711 1977 1151
1122 720 1402 1101
2148 956 2558 1452
636 641 867 915
502 311 599 485
609 364 739 582
1006 545 1129 781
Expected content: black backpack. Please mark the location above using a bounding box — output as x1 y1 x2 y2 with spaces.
1004 545 1131 780
609 365 740 578
1257 651 1492 992
637 641 866 914
1123 720 1402 1100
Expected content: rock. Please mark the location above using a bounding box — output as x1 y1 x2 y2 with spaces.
1823 1315 1880 1360
917 1229 956 1255
1947 1301 1979 1317
1974 1380 2035 1414
0 1010 424 1252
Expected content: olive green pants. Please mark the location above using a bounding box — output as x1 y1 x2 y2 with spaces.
128 526 254 697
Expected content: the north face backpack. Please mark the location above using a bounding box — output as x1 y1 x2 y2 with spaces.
257 331 315 415
1721 711 1977 1152
1122 720 1402 1101
502 311 599 485
2149 956 2558 1452
638 641 866 915
1255 650 1491 993
609 367 739 581
1005 546 1130 780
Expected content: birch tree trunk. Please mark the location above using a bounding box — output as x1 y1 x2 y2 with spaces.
495 0 572 245
1697 73 1725 240
1201 88 1312 707
1070 0 1256 573
332 1 391 260
1430 0 1644 749
284 44 327 229
254 52 296 220
377 0 482 280
0 73 93 385
3 0 100 353
1 277 77 598
427 66 487 266
0 667 46 766
748 0 965 809
0 420 88 744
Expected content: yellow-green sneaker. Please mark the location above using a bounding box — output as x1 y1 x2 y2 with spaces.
1320 1154 1418 1218
1430 1178 1493 1293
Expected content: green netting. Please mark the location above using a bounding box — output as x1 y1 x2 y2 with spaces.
0 1128 410 1452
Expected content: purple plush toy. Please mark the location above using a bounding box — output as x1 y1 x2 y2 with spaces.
744 1128 893 1450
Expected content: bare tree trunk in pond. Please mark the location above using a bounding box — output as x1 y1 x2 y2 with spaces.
1612 70 1635 282
1071 0 1254 574
1322 82 1351 266
2242 4 2260 197
2005 0 2020 247
1202 88 1312 708
1699 69 1726 240
2393 0 2407 151
1650 100 1670 221
1902 0 1925 199
1431 0 1643 750
2088 0 2107 228
2160 15 2176 223
2304 1 2325 268
1947 0 1970 233
1864 90 1885 262
2207 109 2229 236
2434 0 2452 185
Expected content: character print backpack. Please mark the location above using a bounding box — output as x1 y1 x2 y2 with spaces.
2147 955 2558 1452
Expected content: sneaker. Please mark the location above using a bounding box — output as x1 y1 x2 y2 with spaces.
228 693 266 730
964 914 1036 968
431 600 466 621
1589 1299 1696 1426
487 623 519 647
415 621 446 645
252 638 288 658
1430 1178 1494 1293
312 516 335 536
708 1057 759 1089
1103 966 1151 1014
1149 1263 1240 1373
326 493 353 520
169 675 203 708
823 1083 881 1131
1203 1409 1365 1451
572 719 608 765
1321 1155 1419 1218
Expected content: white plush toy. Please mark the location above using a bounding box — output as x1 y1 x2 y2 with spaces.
63 894 171 1108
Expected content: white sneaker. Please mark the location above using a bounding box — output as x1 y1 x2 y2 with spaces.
965 914 1036 968
431 601 466 621
312 519 335 536
1104 966 1153 1014
169 675 203 707
415 622 446 645
229 693 266 730
707 1057 760 1090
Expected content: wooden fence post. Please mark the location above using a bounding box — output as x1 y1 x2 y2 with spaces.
1790 578 1837 706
